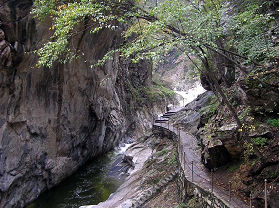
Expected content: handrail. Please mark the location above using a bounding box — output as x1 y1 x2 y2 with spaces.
154 120 275 208
153 119 252 207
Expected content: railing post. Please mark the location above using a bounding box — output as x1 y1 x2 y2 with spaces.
183 98 184 106
180 147 182 165
191 161 194 182
229 181 232 201
252 192 254 208
181 151 184 167
168 120 169 130
178 143 180 160
265 179 267 208
211 170 214 192
178 142 182 162
178 128 180 140
181 145 183 164
183 152 186 171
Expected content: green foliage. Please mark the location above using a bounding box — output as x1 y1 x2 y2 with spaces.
33 0 120 67
251 137 267 147
209 102 219 113
32 0 58 21
129 80 175 107
186 198 202 208
238 107 251 121
153 80 175 97
199 96 219 115
167 151 177 165
228 2 277 62
32 0 278 70
155 148 168 157
244 141 254 161
267 118 279 127
186 57 203 81
175 203 187 208
245 74 261 88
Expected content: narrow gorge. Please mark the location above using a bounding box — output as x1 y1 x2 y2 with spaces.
0 0 279 208
0 0 167 206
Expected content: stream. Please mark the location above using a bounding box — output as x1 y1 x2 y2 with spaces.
27 82 205 208
26 144 131 208
175 83 206 107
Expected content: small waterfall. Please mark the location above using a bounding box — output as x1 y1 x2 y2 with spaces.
174 82 206 107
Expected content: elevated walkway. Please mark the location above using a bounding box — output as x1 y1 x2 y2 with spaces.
153 107 248 208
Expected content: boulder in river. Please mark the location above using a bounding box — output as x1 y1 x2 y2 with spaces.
109 154 135 178
122 155 135 169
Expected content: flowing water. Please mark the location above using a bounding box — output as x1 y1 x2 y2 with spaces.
27 144 132 208
26 82 205 208
175 82 206 107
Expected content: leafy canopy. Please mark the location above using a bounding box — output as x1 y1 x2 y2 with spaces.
32 0 278 68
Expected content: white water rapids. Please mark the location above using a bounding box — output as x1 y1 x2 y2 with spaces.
175 82 206 107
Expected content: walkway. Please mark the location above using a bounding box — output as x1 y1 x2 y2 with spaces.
154 108 249 208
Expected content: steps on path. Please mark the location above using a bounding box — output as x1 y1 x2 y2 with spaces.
162 114 175 118
154 110 177 124
164 112 176 115
154 119 168 123
153 107 248 208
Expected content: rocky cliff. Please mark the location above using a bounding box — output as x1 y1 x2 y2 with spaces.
0 0 160 207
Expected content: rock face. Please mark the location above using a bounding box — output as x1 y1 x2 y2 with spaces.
238 74 279 115
172 91 234 169
212 123 243 159
0 29 12 68
153 48 197 91
201 139 231 169
171 91 214 135
0 1 155 207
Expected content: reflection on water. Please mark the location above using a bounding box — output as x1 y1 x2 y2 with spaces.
27 144 131 208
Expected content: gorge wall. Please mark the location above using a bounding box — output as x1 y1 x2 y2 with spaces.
0 0 157 207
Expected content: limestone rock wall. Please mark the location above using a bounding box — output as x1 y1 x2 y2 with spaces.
0 0 155 207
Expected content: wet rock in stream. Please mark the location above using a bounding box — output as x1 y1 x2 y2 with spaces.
109 155 135 178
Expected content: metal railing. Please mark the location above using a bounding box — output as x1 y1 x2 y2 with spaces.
175 125 274 208
153 119 275 208
177 136 244 207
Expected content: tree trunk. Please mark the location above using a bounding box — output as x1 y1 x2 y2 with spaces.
202 59 242 128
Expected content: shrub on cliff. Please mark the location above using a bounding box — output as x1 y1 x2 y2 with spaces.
33 0 279 129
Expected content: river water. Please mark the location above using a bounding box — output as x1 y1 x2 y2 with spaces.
175 82 206 107
27 144 131 208
27 82 205 208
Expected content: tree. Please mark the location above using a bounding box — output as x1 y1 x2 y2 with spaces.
32 0 278 127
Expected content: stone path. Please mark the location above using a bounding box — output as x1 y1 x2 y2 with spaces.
154 108 249 208
130 171 178 208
